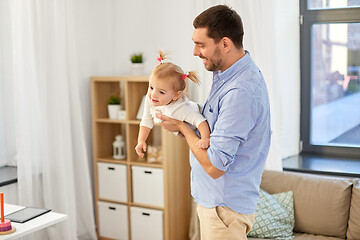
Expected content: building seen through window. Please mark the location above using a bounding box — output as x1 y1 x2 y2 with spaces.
310 23 360 147
309 0 360 9
301 0 360 156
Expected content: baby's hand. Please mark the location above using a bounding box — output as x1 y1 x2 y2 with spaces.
135 141 147 157
196 138 210 149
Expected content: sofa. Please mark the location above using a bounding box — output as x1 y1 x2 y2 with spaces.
189 170 360 240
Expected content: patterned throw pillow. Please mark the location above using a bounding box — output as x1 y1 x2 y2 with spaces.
247 189 295 240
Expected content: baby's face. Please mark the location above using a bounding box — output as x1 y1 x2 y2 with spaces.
148 76 180 107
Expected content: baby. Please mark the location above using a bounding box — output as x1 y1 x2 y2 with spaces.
135 51 210 157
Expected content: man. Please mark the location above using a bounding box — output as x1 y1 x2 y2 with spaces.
157 5 271 240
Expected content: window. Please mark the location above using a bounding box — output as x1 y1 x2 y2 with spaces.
300 0 360 157
308 0 360 10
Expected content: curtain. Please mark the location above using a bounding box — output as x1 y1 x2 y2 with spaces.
0 0 16 167
235 0 283 170
10 0 96 239
236 0 301 168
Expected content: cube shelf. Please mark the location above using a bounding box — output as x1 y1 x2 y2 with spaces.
91 76 191 240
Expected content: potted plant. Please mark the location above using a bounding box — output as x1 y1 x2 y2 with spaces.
130 53 144 76
107 95 121 119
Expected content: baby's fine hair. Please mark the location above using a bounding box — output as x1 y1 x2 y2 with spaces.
151 51 200 92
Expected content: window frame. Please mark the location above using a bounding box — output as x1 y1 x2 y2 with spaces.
300 0 360 158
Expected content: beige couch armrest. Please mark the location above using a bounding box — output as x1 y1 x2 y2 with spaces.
347 179 360 240
260 170 352 239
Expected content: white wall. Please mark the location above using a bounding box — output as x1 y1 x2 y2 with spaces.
277 2 301 158
73 0 200 77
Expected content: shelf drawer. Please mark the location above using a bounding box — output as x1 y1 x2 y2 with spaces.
98 201 129 240
132 166 164 207
130 206 163 240
98 162 127 202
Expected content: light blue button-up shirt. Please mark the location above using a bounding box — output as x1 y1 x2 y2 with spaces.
190 51 271 214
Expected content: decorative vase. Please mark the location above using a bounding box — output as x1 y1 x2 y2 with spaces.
118 110 126 120
131 63 144 76
108 105 120 119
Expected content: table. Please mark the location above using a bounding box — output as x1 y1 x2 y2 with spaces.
0 204 68 239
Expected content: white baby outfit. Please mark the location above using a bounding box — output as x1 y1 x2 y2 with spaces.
140 93 206 132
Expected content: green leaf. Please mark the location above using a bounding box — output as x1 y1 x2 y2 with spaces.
130 53 143 63
107 95 121 105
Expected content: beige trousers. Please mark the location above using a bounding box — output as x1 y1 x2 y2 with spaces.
197 204 255 240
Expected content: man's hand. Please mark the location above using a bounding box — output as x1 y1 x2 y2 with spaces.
157 114 224 179
156 114 183 132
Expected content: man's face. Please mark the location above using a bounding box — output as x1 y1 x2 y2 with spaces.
192 27 223 72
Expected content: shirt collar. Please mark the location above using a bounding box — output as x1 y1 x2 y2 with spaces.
213 50 251 82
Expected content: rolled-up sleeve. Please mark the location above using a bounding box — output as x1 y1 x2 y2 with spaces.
172 103 206 128
207 88 256 171
139 96 154 129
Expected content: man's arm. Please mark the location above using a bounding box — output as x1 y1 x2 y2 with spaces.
157 114 225 179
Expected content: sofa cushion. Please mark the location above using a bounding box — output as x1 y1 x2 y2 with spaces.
347 179 360 240
292 232 344 239
260 170 352 239
248 190 294 240
249 232 344 240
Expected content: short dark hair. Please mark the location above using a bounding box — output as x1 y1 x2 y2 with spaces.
193 5 244 49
